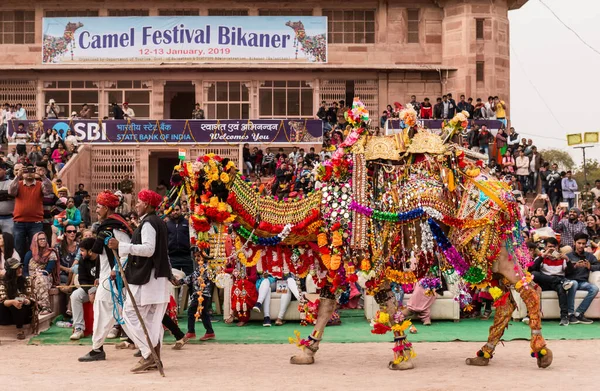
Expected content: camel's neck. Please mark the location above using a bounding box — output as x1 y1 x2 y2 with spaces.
64 30 76 41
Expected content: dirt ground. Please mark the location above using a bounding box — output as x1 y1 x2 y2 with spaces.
0 340 598 390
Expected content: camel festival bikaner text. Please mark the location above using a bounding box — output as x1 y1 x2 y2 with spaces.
77 24 292 49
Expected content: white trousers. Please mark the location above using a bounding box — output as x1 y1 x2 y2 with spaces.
278 277 301 319
92 300 116 350
123 299 168 359
70 288 89 331
257 277 302 319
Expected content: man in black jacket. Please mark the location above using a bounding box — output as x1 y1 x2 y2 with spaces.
167 205 192 275
433 97 443 119
69 237 98 340
565 233 600 325
108 189 171 373
111 102 124 120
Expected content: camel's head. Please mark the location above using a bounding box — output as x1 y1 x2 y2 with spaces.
285 21 305 32
65 22 84 33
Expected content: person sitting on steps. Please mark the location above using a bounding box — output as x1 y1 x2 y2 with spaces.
0 258 36 340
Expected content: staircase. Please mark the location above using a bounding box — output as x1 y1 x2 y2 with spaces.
57 144 92 196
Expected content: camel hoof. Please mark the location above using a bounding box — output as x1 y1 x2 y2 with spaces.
290 355 315 365
465 357 490 366
388 359 414 370
537 348 553 369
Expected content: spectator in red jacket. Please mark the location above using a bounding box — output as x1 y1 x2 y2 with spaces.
477 125 494 157
420 98 432 119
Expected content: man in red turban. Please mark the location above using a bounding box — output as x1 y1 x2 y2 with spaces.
96 190 121 210
137 189 163 209
79 190 133 362
108 187 171 372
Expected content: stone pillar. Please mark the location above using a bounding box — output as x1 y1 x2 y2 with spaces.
153 80 166 119
36 80 44 120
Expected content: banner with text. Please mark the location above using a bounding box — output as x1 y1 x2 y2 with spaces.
8 119 323 145
42 16 327 64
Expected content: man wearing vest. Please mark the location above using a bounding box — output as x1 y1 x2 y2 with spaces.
79 190 133 362
108 189 171 373
9 164 54 259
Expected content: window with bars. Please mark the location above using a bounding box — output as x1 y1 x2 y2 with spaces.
208 9 249 16
476 19 484 40
259 81 313 118
108 9 150 17
322 9 375 44
258 9 313 16
0 11 35 44
407 9 419 44
106 80 151 118
158 9 200 16
476 62 485 82
205 82 250 119
43 81 99 118
45 10 99 17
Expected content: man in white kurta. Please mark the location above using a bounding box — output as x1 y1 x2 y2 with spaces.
79 191 133 362
109 189 170 372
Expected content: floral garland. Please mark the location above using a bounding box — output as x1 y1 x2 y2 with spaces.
317 222 344 271
349 202 426 223
233 223 292 246
427 218 470 276
234 235 262 267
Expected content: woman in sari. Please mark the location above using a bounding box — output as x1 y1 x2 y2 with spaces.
23 232 58 316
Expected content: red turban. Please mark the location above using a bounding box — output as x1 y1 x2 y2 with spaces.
96 190 120 210
138 189 163 208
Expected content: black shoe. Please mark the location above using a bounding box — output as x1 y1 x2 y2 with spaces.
568 314 580 324
78 349 106 362
559 317 569 326
252 302 262 313
576 314 593 324
263 316 271 327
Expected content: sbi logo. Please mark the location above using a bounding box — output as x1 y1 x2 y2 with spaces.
52 122 70 140
51 121 107 142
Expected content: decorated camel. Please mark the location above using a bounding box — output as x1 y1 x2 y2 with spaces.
167 99 552 371
43 21 84 63
285 21 327 63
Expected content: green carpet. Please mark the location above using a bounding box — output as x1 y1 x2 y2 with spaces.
29 310 600 345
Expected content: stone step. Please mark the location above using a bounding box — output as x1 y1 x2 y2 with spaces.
0 310 55 344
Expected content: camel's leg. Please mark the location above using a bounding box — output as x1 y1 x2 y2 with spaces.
374 287 415 370
466 247 552 368
466 283 516 366
290 290 336 365
516 282 553 368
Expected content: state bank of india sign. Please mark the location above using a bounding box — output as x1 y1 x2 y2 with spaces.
42 16 327 64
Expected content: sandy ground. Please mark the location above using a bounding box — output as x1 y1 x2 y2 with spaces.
0 340 598 390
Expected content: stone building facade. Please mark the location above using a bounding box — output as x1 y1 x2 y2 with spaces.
0 0 527 121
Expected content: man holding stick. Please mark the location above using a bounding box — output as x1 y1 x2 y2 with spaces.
79 190 133 362
108 189 171 373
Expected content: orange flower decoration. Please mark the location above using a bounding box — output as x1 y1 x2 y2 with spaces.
321 254 331 269
317 233 328 248
331 231 343 247
361 259 371 271
330 254 342 270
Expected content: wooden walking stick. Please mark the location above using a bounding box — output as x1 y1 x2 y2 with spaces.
105 235 165 377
